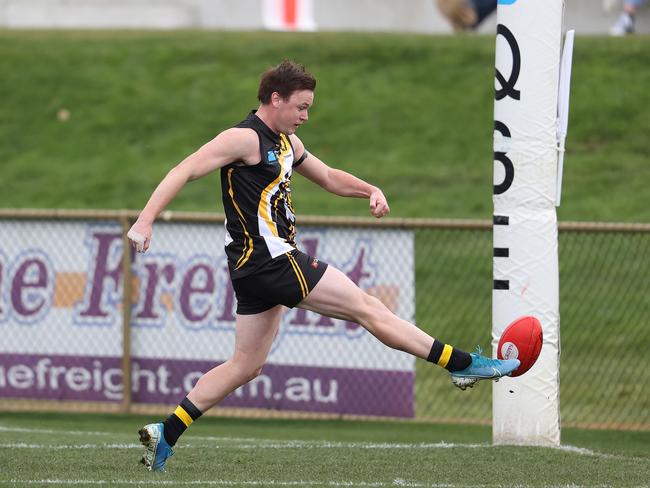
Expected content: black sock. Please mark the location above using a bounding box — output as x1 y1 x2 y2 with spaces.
427 339 472 372
162 397 202 446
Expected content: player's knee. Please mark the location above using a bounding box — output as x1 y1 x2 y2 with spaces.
230 358 264 384
248 366 264 381
358 293 402 345
242 363 265 384
359 293 391 325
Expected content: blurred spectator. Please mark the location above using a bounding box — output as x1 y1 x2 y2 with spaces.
436 0 497 32
610 0 646 35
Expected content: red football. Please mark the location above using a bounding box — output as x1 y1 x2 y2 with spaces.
497 316 543 377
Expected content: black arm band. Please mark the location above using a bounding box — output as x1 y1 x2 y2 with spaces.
293 150 309 168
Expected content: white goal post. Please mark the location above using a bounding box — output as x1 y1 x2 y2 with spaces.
492 0 573 446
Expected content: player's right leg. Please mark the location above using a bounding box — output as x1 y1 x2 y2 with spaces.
298 266 518 389
138 304 284 471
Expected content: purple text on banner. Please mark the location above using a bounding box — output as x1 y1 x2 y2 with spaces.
0 353 414 418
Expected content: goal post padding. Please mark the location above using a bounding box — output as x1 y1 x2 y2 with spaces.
492 0 564 446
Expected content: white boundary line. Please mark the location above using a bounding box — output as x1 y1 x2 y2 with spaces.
2 481 417 487
0 424 636 461
0 443 142 449
0 441 488 450
0 425 112 436
0 479 618 488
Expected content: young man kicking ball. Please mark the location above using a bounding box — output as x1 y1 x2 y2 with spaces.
127 60 519 472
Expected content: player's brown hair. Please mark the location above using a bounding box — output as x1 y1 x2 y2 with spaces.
257 60 316 104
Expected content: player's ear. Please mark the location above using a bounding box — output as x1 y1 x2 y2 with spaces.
271 92 282 108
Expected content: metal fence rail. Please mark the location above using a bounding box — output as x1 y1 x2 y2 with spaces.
0 209 648 431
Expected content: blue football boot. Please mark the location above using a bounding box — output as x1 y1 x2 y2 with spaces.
450 346 520 390
138 423 174 472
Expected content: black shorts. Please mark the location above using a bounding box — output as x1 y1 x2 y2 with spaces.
231 249 328 315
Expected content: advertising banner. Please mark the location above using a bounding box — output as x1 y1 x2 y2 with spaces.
0 219 415 417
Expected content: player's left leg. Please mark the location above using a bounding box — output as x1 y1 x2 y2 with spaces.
139 304 285 471
186 305 285 412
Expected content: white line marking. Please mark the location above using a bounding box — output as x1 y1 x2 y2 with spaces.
0 480 622 488
0 424 638 461
0 443 141 450
189 440 490 449
0 480 618 488
0 425 111 436
1 481 467 487
0 441 486 450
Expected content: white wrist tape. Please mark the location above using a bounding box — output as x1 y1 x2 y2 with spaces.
127 229 146 253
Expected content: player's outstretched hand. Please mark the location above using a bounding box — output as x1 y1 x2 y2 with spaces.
369 189 390 218
127 222 152 253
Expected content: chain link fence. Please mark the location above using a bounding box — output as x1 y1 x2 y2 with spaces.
0 210 648 430
414 222 650 430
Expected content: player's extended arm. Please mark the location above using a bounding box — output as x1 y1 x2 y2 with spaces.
291 136 390 219
128 128 256 252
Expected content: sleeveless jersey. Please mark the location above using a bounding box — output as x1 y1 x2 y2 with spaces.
220 111 305 278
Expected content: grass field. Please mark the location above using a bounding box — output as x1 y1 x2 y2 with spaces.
0 412 649 488
0 31 649 221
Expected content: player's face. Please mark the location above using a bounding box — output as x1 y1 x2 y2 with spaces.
275 90 313 134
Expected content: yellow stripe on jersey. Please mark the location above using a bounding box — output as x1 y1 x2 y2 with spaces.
258 134 292 238
438 344 453 368
259 175 283 238
174 406 194 427
286 252 308 299
227 169 254 270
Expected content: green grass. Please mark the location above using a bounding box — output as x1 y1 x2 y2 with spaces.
0 412 649 488
0 31 649 221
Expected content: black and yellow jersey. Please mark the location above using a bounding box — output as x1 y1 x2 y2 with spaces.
220 111 307 279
